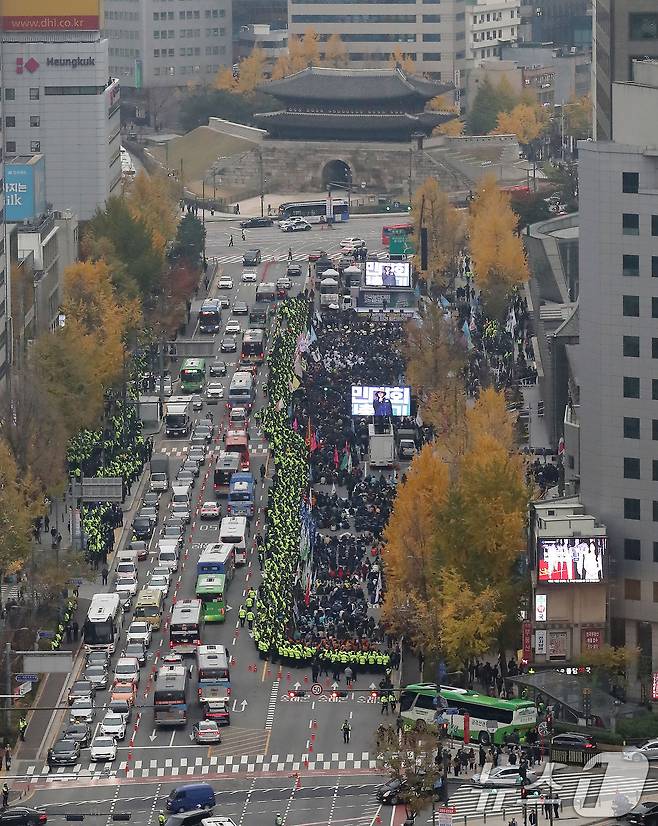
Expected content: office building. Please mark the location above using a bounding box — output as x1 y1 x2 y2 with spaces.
235 25 288 70
578 59 658 681
288 0 467 79
102 0 232 92
1 2 120 220
594 1 658 141
0 68 8 392
465 0 521 62
501 43 591 103
524 0 592 48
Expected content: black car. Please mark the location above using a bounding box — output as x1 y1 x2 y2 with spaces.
209 360 227 377
47 738 81 767
626 802 658 826
142 492 160 512
550 732 597 751
131 516 154 541
60 723 91 747
85 650 110 669
220 336 237 353
239 217 273 229
243 249 262 266
67 680 95 705
376 778 406 805
0 809 47 826
287 263 302 277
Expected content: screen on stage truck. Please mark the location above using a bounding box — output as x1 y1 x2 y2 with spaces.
364 260 411 288
351 386 411 417
537 536 606 583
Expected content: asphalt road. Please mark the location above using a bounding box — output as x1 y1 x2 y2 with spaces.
19 214 396 825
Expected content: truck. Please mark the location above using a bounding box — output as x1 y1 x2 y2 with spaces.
396 427 418 460
164 396 191 438
149 456 170 491
368 423 395 467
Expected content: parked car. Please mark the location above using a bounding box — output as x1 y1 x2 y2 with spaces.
220 336 237 353
69 697 95 724
225 319 241 335
128 540 149 561
47 739 81 768
171 502 191 524
124 642 147 666
148 574 170 597
0 811 47 826
624 802 658 826
233 301 248 316
86 650 109 669
191 395 203 412
126 621 152 648
110 681 136 707
239 217 273 228
90 736 117 762
142 492 160 511
114 657 140 685
131 516 153 541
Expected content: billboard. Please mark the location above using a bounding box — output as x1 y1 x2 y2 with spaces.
5 157 47 222
1 0 100 31
365 260 411 288
358 290 416 310
351 386 411 417
537 536 606 583
535 594 547 623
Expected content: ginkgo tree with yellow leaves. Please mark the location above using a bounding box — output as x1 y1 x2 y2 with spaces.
410 177 465 291
493 101 548 147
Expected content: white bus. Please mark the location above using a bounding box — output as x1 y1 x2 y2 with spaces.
169 598 203 655
219 516 248 565
83 593 122 652
227 371 255 410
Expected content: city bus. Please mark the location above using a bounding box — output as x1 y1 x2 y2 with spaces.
134 588 164 630
227 472 255 517
220 516 248 565
399 683 538 745
197 543 235 580
169 598 203 655
255 282 276 304
198 299 222 334
381 223 413 247
179 358 206 393
278 199 349 224
240 329 265 365
227 372 255 410
213 452 240 497
248 304 269 330
195 574 227 622
83 593 122 653
224 430 250 470
154 666 188 727
197 645 231 722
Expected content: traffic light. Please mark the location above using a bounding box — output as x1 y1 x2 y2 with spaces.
420 227 428 270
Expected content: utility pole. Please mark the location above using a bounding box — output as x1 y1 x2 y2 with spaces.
408 146 413 207
258 150 265 217
5 642 11 729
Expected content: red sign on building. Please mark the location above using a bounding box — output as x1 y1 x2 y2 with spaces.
581 629 602 651
522 621 532 663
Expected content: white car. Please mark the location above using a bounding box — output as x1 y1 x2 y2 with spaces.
152 566 172 583
170 502 191 524
100 712 126 740
200 501 221 520
69 697 95 724
225 319 241 335
115 576 138 601
114 657 140 686
126 621 152 648
218 277 233 289
282 220 311 233
624 740 658 761
472 766 538 788
162 375 173 396
340 237 366 250
242 270 257 283
90 736 117 762
147 574 170 597
217 296 230 308
206 382 224 404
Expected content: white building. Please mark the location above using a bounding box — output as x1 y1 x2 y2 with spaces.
288 0 467 80
1 33 120 219
466 0 521 62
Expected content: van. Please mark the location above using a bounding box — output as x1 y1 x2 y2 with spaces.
134 588 164 630
165 783 216 813
116 560 137 579
157 547 179 571
171 485 192 507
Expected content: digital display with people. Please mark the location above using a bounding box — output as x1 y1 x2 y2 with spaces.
537 536 606 583
351 385 411 417
364 260 411 288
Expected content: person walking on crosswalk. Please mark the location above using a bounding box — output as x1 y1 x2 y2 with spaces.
341 719 351 744
228 234 234 247
288 247 293 261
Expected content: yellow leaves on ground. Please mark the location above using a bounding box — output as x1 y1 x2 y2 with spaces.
410 177 464 290
493 102 547 145
469 173 529 311
126 172 178 256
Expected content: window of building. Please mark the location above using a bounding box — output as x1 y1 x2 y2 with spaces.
653 460 658 481
423 33 441 41
423 52 442 60
154 49 160 56
654 500 658 521
5 142 15 154
30 141 40 153
624 417 640 438
624 335 640 357
623 213 640 235
29 116 39 127
623 254 640 276
625 579 641 600
623 171 640 193
654 542 658 562
29 88 39 100
423 14 441 21
653 215 658 236
625 498 641 519
623 295 640 316
653 379 658 400
630 13 658 40
4 89 14 101
654 582 658 603
624 538 641 560
653 297 658 317
4 117 14 128
653 339 658 359
624 457 641 478
653 257 658 277
624 376 640 398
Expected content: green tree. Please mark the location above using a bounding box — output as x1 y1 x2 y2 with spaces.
170 214 206 263
178 88 277 133
410 177 464 290
466 76 519 135
509 190 552 231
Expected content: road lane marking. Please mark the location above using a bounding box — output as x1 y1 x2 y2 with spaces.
265 679 279 731
237 777 256 826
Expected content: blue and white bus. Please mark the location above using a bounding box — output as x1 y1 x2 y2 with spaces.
227 472 255 518
278 199 349 224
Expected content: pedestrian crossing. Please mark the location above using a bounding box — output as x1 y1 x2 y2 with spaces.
157 443 268 458
208 250 388 266
26 750 381 783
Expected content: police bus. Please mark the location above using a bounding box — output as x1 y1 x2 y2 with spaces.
169 599 203 655
83 593 122 653
240 329 265 365
154 666 189 726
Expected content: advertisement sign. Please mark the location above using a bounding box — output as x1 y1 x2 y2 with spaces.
535 629 547 655
548 630 568 659
581 629 602 651
522 621 532 662
437 809 456 826
351 385 411 417
5 158 46 222
537 536 606 583
358 289 415 309
535 594 547 623
364 260 411 288
652 672 658 702
1 0 100 31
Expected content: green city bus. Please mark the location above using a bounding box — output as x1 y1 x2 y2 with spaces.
179 358 206 393
399 683 538 745
195 574 227 623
